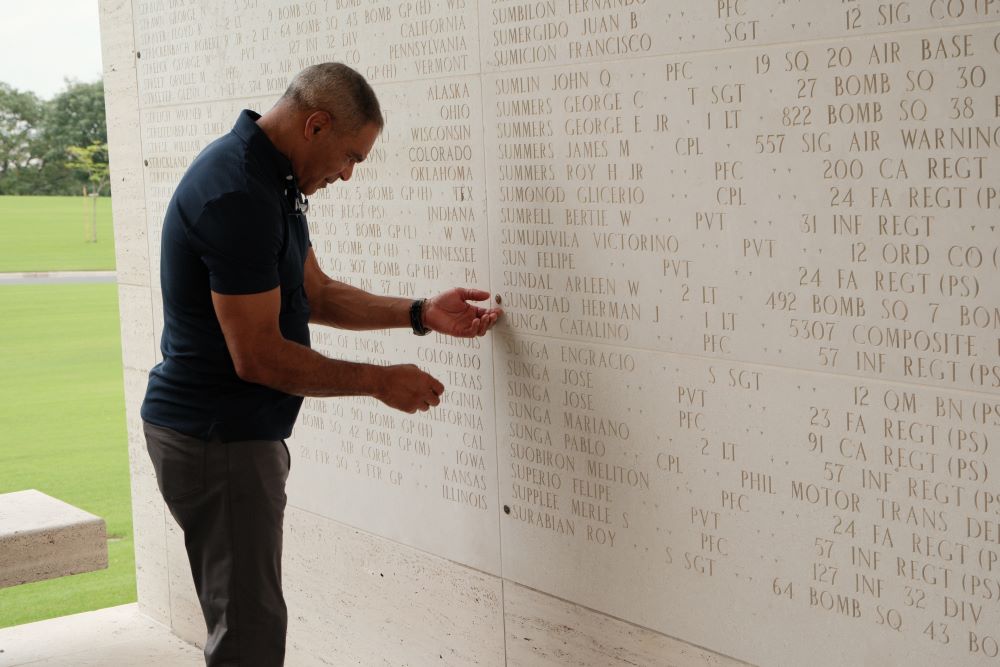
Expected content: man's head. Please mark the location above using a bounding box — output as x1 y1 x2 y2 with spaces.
261 63 384 196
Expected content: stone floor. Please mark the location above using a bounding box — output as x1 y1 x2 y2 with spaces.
0 604 200 666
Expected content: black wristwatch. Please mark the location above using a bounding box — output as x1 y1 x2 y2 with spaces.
410 299 429 336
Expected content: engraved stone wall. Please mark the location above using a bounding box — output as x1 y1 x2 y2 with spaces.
101 1 1000 664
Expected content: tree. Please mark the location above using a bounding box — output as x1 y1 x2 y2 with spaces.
66 141 109 242
43 80 107 159
0 79 108 195
37 80 108 195
66 142 109 193
0 83 44 194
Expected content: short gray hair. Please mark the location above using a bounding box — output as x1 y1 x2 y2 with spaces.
281 63 384 131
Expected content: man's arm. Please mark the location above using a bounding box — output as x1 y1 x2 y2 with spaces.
303 248 503 335
211 287 443 413
303 248 412 330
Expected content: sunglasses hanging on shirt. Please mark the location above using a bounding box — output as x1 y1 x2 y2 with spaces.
284 174 309 215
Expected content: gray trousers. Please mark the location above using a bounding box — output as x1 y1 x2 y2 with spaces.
143 421 290 667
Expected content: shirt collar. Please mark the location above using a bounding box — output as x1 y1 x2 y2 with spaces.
231 109 295 186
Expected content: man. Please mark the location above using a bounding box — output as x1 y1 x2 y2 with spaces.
140 63 501 666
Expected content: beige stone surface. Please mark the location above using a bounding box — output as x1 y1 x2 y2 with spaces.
285 72 501 573
107 195 149 288
117 284 155 372
283 506 505 666
164 518 205 648
0 491 107 589
493 334 1000 665
0 603 200 667
478 1 1000 71
504 582 750 667
484 25 1000 389
100 0 1000 665
123 368 170 625
99 0 148 289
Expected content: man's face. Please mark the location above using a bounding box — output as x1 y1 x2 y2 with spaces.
298 117 380 196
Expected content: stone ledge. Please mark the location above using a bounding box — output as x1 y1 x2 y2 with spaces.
0 490 108 588
0 603 201 666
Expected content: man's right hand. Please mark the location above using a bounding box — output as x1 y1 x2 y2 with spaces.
375 364 444 413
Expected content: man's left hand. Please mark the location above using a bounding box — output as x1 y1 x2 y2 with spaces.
424 288 503 337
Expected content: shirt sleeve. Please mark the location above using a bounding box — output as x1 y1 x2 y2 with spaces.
190 192 284 295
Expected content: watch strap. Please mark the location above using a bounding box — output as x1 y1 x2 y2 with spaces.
410 299 429 336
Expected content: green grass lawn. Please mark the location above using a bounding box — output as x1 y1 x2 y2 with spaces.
0 284 135 627
0 196 115 272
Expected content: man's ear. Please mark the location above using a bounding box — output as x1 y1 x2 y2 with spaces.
304 110 331 139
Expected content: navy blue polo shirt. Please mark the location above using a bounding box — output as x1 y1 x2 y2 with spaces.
141 110 311 442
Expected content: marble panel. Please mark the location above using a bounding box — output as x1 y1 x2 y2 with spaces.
102 83 147 286
286 74 501 574
100 1 1000 665
116 284 156 373
151 286 164 367
122 367 171 625
479 0 1000 72
130 0 481 111
485 23 1000 393
103 149 145 207
101 35 148 287
139 97 263 280
164 517 205 648
109 202 151 289
496 332 1000 666
98 0 137 76
152 286 164 364
504 581 749 667
283 506 505 666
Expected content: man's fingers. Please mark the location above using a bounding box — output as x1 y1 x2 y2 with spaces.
477 313 496 335
420 388 442 410
459 311 501 337
426 379 442 406
458 287 491 302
